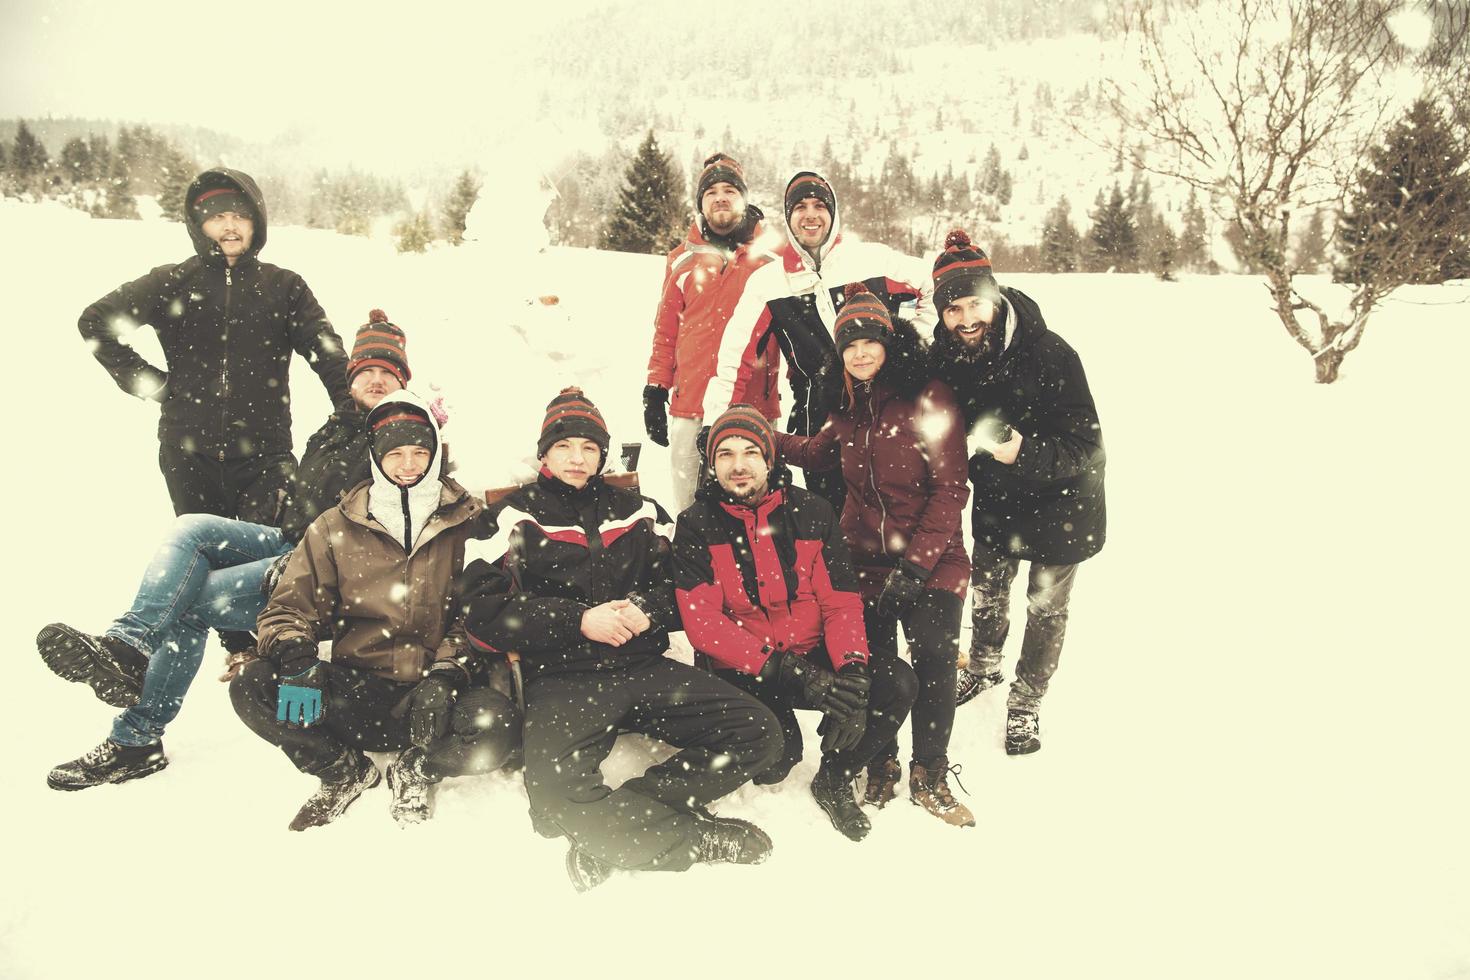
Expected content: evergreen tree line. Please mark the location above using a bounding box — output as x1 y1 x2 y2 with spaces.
593 103 1470 286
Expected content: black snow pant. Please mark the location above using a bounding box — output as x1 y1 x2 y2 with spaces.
866 588 964 767
521 657 782 873
161 445 296 653
159 444 296 526
230 659 522 779
712 648 916 781
969 542 1079 712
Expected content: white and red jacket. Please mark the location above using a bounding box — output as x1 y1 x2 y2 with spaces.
673 472 868 676
699 168 936 435
646 210 784 420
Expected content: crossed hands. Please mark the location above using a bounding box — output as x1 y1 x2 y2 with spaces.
580 599 651 647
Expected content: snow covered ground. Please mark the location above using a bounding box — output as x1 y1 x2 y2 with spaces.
2 200 1466 979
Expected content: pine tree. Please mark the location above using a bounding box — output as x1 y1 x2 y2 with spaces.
1086 182 1138 272
11 121 49 189
101 154 140 220
1040 196 1082 273
156 146 198 223
978 144 1002 196
1294 210 1329 273
1018 143 1029 162
395 210 436 253
996 170 1013 206
1153 224 1179 281
1179 188 1210 271
601 131 685 255
442 170 481 246
1336 98 1470 285
59 138 93 184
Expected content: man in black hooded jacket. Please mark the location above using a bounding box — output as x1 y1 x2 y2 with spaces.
927 230 1107 756
78 167 351 523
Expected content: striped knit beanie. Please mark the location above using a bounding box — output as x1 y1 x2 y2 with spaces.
537 387 610 464
696 152 747 203
347 309 411 386
369 402 436 462
784 171 836 226
834 282 893 352
708 404 775 465
932 228 1000 312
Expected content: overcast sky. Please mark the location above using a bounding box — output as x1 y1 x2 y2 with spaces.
0 0 607 141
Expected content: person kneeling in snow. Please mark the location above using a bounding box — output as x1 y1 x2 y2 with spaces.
230 392 520 830
674 405 917 842
39 312 418 792
459 387 782 891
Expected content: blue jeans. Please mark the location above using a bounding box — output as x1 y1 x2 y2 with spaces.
107 514 289 746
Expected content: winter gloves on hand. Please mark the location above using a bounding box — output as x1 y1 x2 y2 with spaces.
761 650 870 752
274 636 326 726
401 660 471 749
642 385 670 448
877 565 926 618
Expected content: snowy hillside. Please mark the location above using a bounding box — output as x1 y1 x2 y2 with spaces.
2 202 1466 980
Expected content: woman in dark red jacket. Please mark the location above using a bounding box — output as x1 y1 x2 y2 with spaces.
777 284 973 828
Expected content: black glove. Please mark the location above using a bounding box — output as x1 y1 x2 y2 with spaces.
819 662 871 753
273 635 319 676
760 650 865 720
877 566 925 618
407 674 456 749
642 384 670 447
260 552 293 599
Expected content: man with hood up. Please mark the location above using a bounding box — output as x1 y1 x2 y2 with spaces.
230 391 517 830
926 230 1107 756
700 168 935 512
644 153 784 514
78 167 352 523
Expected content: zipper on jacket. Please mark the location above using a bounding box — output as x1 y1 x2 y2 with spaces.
219 265 233 461
863 383 888 548
399 485 413 552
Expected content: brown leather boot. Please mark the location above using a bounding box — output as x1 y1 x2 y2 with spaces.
862 755 901 808
909 760 976 828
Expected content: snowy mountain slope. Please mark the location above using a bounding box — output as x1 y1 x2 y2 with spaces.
1 202 1465 980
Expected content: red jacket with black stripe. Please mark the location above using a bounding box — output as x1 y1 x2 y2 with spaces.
457 472 679 679
673 471 869 676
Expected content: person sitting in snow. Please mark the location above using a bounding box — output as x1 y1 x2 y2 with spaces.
230 392 518 829
674 405 917 842
458 387 782 891
39 312 423 792
643 152 783 515
927 230 1107 755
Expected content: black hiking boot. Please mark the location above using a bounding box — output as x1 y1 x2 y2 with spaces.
37 624 148 708
1005 708 1042 755
288 752 381 831
386 747 437 826
689 809 774 866
956 667 1005 707
566 844 616 892
47 739 168 791
810 763 871 841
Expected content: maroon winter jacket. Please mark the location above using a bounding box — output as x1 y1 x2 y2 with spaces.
777 375 971 599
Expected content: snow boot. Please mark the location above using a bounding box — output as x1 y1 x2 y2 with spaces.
956 667 1005 707
861 755 902 808
909 759 976 828
1005 708 1042 755
689 808 774 866
288 752 380 832
37 623 148 708
810 763 871 841
386 746 437 826
566 844 616 892
47 739 168 791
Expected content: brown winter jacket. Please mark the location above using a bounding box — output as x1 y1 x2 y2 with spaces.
776 319 970 599
256 477 484 684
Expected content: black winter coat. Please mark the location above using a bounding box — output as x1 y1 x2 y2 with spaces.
277 408 371 544
458 472 680 680
78 168 351 459
930 287 1107 565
